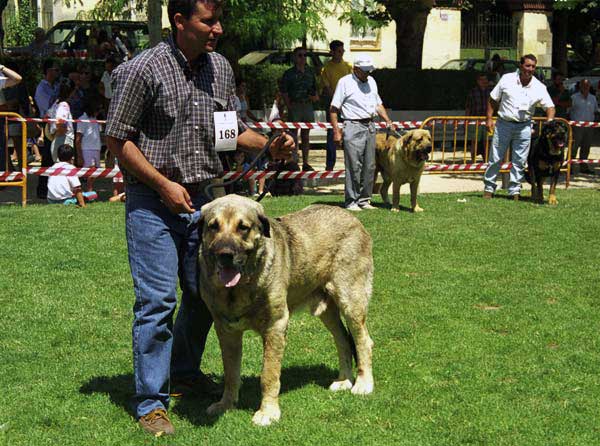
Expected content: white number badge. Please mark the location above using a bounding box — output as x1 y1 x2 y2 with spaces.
214 111 238 152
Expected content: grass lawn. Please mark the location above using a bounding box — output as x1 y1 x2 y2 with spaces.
1 187 600 445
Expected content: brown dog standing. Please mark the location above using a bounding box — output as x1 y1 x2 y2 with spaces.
198 195 374 426
375 129 432 212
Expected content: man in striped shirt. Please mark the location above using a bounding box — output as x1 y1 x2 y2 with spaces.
106 0 293 435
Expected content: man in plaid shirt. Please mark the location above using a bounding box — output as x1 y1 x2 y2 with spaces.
106 0 293 435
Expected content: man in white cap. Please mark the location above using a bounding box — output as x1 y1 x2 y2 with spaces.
329 54 393 211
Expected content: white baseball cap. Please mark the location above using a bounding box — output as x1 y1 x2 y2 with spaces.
354 55 375 73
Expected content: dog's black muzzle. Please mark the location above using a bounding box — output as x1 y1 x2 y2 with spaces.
416 146 432 162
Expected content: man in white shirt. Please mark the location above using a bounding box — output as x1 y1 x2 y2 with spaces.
330 55 393 211
569 79 598 174
484 54 555 200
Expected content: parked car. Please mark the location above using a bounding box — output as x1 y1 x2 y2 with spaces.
563 67 600 93
239 49 330 71
439 58 519 73
5 20 150 59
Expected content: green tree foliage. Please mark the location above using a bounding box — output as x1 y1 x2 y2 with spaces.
4 0 37 47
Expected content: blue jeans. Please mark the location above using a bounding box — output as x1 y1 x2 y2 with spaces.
324 101 336 170
125 182 213 418
483 119 532 196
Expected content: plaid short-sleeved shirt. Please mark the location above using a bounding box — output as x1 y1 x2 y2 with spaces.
105 36 247 184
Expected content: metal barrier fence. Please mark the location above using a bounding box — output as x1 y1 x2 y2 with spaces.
419 116 573 187
0 112 27 206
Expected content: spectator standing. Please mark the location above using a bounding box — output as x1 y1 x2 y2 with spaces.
570 79 598 174
320 40 352 170
34 59 60 198
234 78 258 122
47 144 96 206
0 63 22 172
105 0 294 435
27 28 52 59
547 72 571 119
281 47 319 170
75 98 103 191
48 78 76 163
329 55 393 211
483 54 555 200
465 72 492 158
100 55 118 108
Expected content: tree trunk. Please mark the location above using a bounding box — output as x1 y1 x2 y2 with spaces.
147 0 162 47
552 9 568 74
386 0 433 69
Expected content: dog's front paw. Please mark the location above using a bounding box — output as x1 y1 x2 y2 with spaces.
252 405 281 426
206 400 235 416
390 207 400 213
351 377 374 395
329 379 353 392
411 205 424 213
548 195 558 205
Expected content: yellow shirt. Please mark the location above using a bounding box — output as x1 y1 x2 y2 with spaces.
320 60 352 96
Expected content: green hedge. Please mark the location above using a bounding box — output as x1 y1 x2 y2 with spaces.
3 56 477 112
241 64 479 111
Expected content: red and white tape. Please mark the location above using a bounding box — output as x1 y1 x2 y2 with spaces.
1 159 596 183
7 116 600 128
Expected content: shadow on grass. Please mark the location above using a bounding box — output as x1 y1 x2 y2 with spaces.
79 364 337 427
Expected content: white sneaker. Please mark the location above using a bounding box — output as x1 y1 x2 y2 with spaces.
346 203 362 212
360 203 377 210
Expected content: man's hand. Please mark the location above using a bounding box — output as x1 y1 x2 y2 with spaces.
269 132 295 161
486 117 495 135
158 180 195 214
333 128 343 146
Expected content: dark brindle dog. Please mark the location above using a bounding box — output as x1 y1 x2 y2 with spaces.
526 120 568 205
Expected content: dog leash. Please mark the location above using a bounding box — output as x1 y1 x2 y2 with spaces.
204 133 284 202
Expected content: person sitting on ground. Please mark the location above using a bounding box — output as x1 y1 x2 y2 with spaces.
75 96 103 192
47 144 97 206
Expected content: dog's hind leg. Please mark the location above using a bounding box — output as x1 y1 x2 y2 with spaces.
317 296 354 392
331 283 374 394
391 180 401 212
380 174 391 207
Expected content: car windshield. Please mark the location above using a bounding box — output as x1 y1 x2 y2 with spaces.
47 25 73 45
440 60 468 70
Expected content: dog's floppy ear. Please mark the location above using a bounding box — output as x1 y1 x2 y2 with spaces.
258 214 271 238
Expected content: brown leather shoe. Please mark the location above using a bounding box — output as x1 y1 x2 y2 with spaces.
170 372 221 398
138 408 174 436
512 194 520 201
483 191 493 199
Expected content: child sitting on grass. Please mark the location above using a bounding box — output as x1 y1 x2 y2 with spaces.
47 144 97 207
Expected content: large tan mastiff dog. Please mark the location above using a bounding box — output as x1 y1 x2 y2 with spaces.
375 129 432 212
198 195 374 426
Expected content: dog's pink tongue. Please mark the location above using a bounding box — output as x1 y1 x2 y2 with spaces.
219 268 241 287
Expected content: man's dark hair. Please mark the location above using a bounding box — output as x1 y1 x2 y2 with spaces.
57 144 75 162
83 95 101 116
476 72 487 80
520 54 537 64
293 46 307 55
168 0 223 35
42 59 57 76
329 40 344 52
57 78 75 102
551 71 565 80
